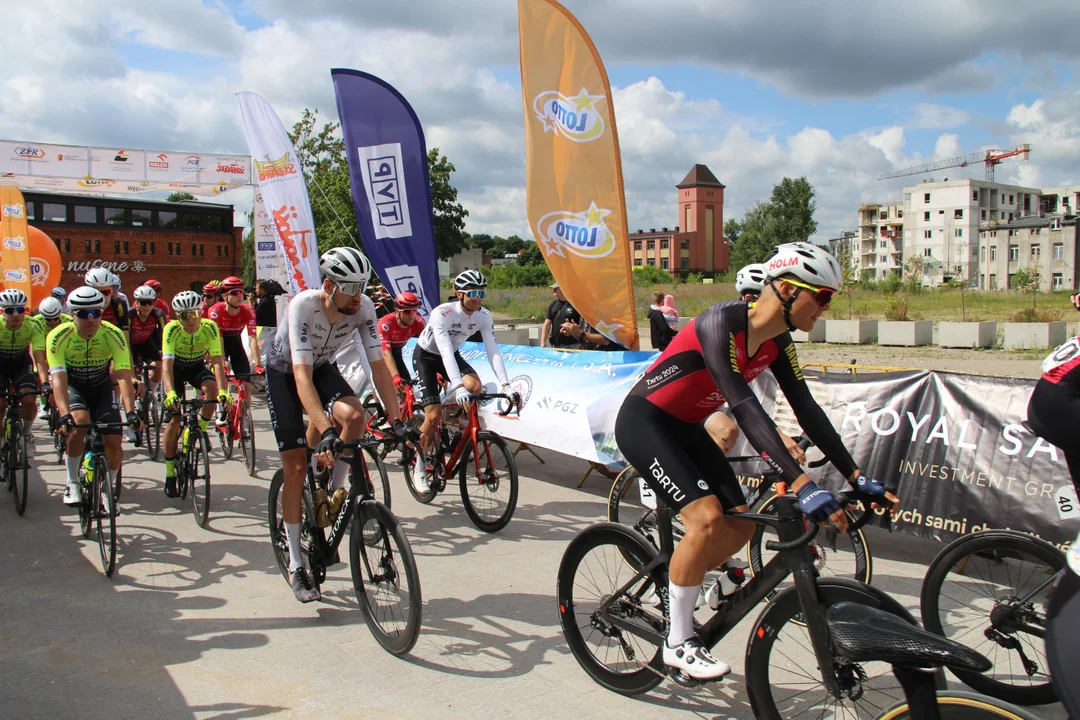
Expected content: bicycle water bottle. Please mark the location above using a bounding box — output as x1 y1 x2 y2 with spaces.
81 452 95 485
705 559 748 610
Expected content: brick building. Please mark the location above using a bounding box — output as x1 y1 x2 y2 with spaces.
24 191 242 302
630 164 728 277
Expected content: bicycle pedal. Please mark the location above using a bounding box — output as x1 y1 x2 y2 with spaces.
667 668 707 688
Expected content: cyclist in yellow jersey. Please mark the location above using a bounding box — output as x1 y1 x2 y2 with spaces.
161 291 229 498
49 286 138 506
32 297 73 419
0 289 47 454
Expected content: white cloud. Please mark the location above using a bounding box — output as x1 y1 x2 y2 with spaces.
909 104 971 130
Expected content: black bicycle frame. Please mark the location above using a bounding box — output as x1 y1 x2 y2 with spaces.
307 446 376 561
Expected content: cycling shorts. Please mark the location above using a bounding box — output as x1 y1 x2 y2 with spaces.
0 357 37 392
69 383 121 436
1026 378 1080 493
265 364 355 452
222 334 251 378
615 394 746 512
171 363 215 394
412 347 477 407
131 340 162 367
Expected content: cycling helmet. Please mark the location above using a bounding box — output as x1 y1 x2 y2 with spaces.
67 286 107 311
51 287 66 299
133 285 156 302
84 267 113 288
763 242 843 292
735 263 766 296
320 247 372 287
395 291 421 310
454 269 487 291
221 276 244 291
0 288 28 308
144 279 163 293
110 273 121 290
172 291 202 313
39 297 63 319
202 282 221 295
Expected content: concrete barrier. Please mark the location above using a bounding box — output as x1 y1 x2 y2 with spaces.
1003 321 1066 350
937 321 997 348
790 322 826 343
825 319 878 345
494 327 531 345
879 320 933 347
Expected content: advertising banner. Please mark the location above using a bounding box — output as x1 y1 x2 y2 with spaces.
517 0 638 350
331 69 441 317
0 186 33 300
236 91 320 294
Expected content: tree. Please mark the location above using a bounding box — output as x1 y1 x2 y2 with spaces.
469 233 495 253
769 177 817 245
167 191 195 202
726 201 775 269
241 209 256 285
428 148 470 260
517 242 545 267
724 218 743 246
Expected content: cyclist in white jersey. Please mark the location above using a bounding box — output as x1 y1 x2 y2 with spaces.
265 247 407 603
412 270 520 490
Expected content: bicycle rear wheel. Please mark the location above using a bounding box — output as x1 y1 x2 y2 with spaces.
921 531 1063 706
877 690 1041 719
557 522 666 696
239 401 256 476
51 408 64 464
145 395 160 462
190 430 212 528
10 421 27 516
458 431 518 533
607 467 683 559
350 500 422 656
94 456 117 577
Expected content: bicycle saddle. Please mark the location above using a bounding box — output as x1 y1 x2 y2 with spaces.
827 602 991 672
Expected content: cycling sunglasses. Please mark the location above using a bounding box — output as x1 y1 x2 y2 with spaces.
137 299 154 306
398 308 418 315
178 310 200 320
75 309 103 320
224 289 244 297
461 289 486 300
3 306 25 315
334 281 366 297
202 294 217 300
783 278 835 307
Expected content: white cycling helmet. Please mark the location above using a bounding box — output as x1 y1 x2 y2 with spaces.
67 286 107 311
38 297 64 319
111 273 122 290
133 285 156 302
172 291 201 313
454 269 487 290
0 288 28 309
320 247 371 289
735 263 767 297
763 242 843 292
84 267 113 288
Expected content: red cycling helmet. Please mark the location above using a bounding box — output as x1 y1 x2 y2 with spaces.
144 279 163 293
221 276 244 291
395 291 421 310
202 282 221 295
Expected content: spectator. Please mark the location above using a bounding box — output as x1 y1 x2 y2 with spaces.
660 294 679 331
648 298 678 351
541 282 582 349
574 318 625 352
254 279 285 360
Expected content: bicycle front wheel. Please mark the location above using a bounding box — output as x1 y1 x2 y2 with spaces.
240 401 256 476
458 431 518 533
52 408 65 464
557 522 666 696
10 421 27 516
350 500 422 656
877 689 1041 719
145 397 160 462
217 416 234 459
921 531 1063 706
94 456 117 577
363 447 391 510
190 430 212 528
401 447 438 504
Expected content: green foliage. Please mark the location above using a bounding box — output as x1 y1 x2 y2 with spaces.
167 191 196 202
684 272 706 284
884 294 909 321
480 263 553 288
726 176 818 271
633 264 674 286
428 147 470 260
241 209 256 285
469 233 528 259
1010 307 1063 322
517 242 545 267
726 201 774 270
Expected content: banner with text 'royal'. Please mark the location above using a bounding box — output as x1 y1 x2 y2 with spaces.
518 0 638 350
331 69 441 318
0 187 33 300
236 91 320 294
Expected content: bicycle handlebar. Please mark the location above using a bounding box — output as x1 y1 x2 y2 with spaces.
476 392 518 417
762 488 894 552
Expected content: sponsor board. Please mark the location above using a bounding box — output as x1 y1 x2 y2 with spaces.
536 202 617 258
532 89 606 142
355 143 412 239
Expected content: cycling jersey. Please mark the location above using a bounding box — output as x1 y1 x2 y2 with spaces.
628 300 857 484
199 300 214 319
153 297 172 320
378 315 426 351
1040 336 1080 389
416 301 508 390
266 289 382 373
101 298 129 331
0 319 45 359
162 319 223 368
208 301 256 337
46 321 130 387
28 313 73 340
130 307 166 346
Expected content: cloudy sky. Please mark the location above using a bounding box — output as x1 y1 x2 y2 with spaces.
3 0 1079 243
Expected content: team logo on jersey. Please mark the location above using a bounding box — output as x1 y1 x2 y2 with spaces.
533 88 606 142
536 202 616 259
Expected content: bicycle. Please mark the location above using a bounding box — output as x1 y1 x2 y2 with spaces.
216 371 261 476
133 362 162 461
558 488 910 718
46 389 65 465
920 528 1065 706
401 391 519 533
606 438 873 597
168 392 213 529
67 420 132 577
362 379 424 461
268 435 422 655
0 387 39 516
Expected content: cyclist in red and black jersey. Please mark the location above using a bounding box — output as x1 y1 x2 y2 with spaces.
615 242 898 681
130 284 166 409
1026 297 1080 492
143 279 173 321
378 291 426 391
207 276 259 424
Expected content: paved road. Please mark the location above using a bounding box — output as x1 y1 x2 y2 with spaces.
0 399 1067 719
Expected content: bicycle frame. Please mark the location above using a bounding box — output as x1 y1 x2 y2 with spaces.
224 374 250 442
306 444 379 561
434 392 516 478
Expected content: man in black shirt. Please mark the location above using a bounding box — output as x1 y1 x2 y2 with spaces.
541 282 581 349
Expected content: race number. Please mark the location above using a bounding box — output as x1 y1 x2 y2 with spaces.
1055 484 1080 520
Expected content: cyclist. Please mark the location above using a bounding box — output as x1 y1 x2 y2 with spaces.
207 276 259 424
378 291 425 395
412 270 520 492
265 246 406 603
160 291 230 499
734 263 766 302
32 297 72 419
111 273 129 309
0 289 47 453
200 282 221 319
129 285 167 420
143 279 173 320
51 287 67 312
613 242 897 681
85 267 129 343
49 286 137 506
1025 332 1080 492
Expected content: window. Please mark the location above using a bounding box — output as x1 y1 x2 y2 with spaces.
954 209 963 219
955 228 963 237
879 255 887 263
131 208 151 227
191 244 197 256
63 239 70 253
680 256 689 270
1008 213 1013 222
1031 244 1040 258
660 239 668 250
634 258 642 266
73 205 96 223
684 205 691 231
224 245 229 257
879 212 887 221
1008 245 1019 261
85 239 91 253
633 241 641 251
174 243 181 255
924 211 930 221
981 210 986 220
1054 242 1064 259
661 257 669 270
1053 273 1064 290
924 193 931 203
897 210 903 218
681 238 690 249
141 242 147 255
923 248 932 257
168 243 173 257
980 246 985 261
217 245 222 257
973 190 979 201
989 274 997 289
157 211 179 229
880 241 887 249
43 203 67 222
94 239 100 254
1009 195 1014 204
183 213 201 231
206 215 224 232
199 244 204 256
25 203 35 221
123 241 129 255
990 246 997 261
923 230 932 239
646 240 654 250
150 242 156 256
105 208 126 226
114 240 120 254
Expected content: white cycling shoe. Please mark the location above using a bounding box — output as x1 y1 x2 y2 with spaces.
663 637 731 681
63 484 83 506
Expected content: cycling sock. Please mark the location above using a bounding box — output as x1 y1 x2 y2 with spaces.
65 454 80 487
285 522 304 573
331 459 349 491
199 416 210 434
164 457 176 476
148 379 159 392
667 581 699 648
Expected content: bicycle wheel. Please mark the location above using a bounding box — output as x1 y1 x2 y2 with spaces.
607 467 684 558
239 401 256 476
745 577 925 719
401 447 438 504
94 456 117 577
268 469 318 583
557 522 666 696
877 689 1042 719
52 408 64 464
145 396 160 462
747 493 871 589
350 500 422 656
363 447 392 510
190 430 212 528
217 412 234 459
921 531 1063 706
10 422 26 516
458 430 518 532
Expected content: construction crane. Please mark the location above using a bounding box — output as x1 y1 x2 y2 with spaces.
878 144 1031 183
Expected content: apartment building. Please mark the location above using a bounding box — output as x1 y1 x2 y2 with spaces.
851 202 904 280
977 215 1080 291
